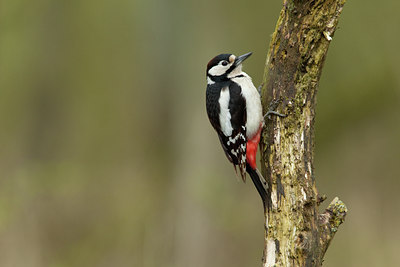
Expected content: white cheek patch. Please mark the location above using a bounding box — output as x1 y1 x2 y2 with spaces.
208 61 234 77
208 64 228 76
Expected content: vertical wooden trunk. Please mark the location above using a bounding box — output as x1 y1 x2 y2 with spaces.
259 0 347 266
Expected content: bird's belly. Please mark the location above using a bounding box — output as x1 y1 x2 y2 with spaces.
245 99 262 139
233 76 263 139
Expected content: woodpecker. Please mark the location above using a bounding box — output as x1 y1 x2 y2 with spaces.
205 52 268 202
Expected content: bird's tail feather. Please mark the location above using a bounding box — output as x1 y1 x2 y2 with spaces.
246 163 270 209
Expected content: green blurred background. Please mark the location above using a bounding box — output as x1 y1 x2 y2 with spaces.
1 0 399 266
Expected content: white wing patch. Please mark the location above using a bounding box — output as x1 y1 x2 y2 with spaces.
228 133 245 145
218 87 233 136
226 129 247 182
231 149 238 156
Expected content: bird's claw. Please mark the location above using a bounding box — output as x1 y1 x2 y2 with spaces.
264 110 286 120
264 99 286 121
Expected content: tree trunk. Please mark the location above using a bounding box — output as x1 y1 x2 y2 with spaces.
259 0 347 266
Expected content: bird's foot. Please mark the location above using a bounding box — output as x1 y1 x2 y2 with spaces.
264 110 286 120
264 99 286 121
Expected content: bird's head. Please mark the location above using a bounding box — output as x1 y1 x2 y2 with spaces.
206 52 252 83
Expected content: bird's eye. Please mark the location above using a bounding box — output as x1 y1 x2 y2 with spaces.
222 61 228 66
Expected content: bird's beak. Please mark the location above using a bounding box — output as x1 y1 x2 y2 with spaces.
234 52 252 66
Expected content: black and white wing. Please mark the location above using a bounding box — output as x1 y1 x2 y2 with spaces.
206 82 247 181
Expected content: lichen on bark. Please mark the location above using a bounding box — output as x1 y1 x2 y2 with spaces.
258 0 347 266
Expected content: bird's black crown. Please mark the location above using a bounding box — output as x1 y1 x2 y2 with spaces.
206 53 232 73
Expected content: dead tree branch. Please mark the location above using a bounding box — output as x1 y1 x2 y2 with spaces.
259 0 347 266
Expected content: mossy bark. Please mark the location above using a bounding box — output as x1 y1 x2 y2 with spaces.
259 0 347 266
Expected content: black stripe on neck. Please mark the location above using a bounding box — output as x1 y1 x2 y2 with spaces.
208 74 228 83
207 74 244 83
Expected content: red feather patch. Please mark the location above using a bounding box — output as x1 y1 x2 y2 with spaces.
246 126 262 170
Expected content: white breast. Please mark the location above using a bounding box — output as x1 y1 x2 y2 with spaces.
231 73 263 139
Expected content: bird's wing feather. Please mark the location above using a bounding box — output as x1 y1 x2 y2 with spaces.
220 82 247 181
206 82 248 181
206 83 222 132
